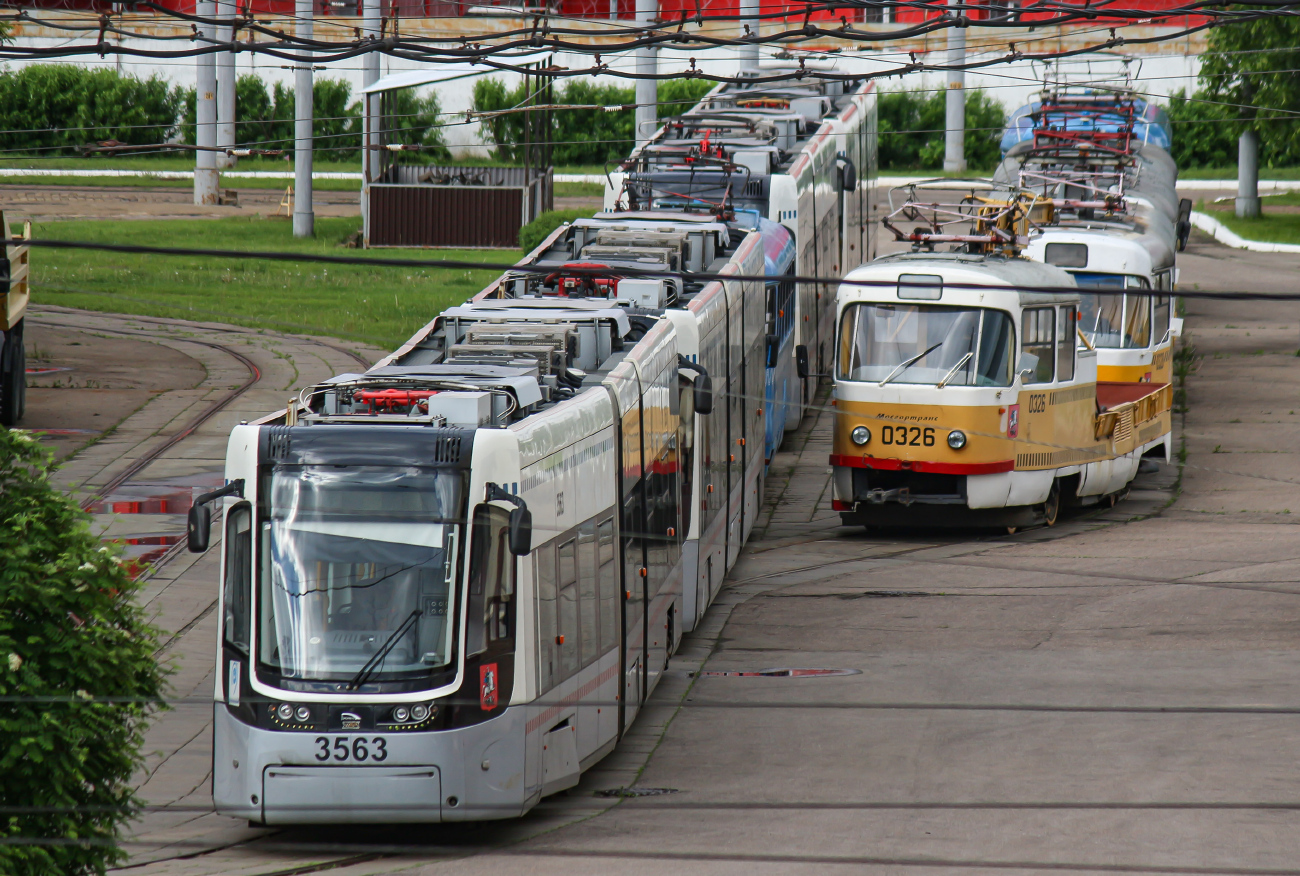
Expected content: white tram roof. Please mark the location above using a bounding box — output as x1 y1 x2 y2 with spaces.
1025 217 1175 277
842 252 1079 309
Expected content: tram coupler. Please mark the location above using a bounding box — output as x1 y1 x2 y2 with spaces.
862 487 912 506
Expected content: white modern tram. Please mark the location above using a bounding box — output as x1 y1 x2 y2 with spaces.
189 203 773 824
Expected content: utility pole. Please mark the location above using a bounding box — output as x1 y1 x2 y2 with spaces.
362 0 381 185
1237 130 1260 219
293 0 314 238
943 0 966 173
194 0 219 205
739 0 759 72
634 0 658 151
216 0 237 170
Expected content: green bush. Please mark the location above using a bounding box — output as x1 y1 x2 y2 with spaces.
878 87 1005 172
656 79 717 118
474 78 637 166
181 76 448 162
520 208 596 252
0 65 182 155
0 429 168 875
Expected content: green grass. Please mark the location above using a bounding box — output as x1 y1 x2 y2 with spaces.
25 216 511 349
1179 167 1300 180
1214 212 1300 245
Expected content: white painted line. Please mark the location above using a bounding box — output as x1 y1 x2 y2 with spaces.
1189 211 1300 254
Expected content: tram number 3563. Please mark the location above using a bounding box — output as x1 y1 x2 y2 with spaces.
880 425 935 447
314 736 389 762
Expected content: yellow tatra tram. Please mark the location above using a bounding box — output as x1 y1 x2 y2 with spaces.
831 189 1172 529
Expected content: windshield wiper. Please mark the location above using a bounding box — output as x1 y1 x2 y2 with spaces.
936 351 975 389
346 609 422 691
879 342 943 387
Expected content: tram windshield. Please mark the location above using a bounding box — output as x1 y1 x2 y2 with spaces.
258 466 463 689
1072 276 1151 349
837 303 1016 387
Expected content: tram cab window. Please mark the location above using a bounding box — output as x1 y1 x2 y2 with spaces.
837 303 1015 387
1075 276 1152 349
1057 306 1076 382
467 504 514 656
223 504 252 655
1124 292 1151 348
1154 296 1171 342
1020 308 1055 384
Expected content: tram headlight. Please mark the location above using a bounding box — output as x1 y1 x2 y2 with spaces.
276 703 294 721
411 704 430 722
947 430 968 450
850 426 871 446
393 706 410 723
295 706 311 722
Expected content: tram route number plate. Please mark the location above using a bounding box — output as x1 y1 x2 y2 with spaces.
314 736 389 762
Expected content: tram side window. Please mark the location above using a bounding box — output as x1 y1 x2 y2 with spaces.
1057 306 1076 382
467 504 513 656
222 504 252 654
536 542 557 692
1020 307 1055 384
597 519 617 654
578 521 598 667
557 539 579 680
1154 296 1170 343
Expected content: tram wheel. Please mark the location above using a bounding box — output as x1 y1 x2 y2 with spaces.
1042 480 1061 527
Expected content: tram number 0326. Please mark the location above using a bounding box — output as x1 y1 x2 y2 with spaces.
314 736 388 762
880 425 935 447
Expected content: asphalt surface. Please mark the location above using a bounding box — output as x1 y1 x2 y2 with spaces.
16 224 1300 875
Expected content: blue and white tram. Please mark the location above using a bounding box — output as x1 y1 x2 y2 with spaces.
190 208 771 825
607 72 878 429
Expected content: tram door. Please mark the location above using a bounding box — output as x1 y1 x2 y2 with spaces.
618 384 648 737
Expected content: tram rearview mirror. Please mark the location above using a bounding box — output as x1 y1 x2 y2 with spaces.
837 158 857 193
796 345 810 379
508 506 532 556
694 372 713 415
187 503 211 553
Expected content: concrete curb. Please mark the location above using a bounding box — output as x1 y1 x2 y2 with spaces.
1189 210 1300 254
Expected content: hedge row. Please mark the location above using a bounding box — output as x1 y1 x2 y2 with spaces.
0 65 448 160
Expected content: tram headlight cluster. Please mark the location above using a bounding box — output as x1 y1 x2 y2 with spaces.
850 426 871 446
947 430 968 450
276 703 294 721
388 703 432 724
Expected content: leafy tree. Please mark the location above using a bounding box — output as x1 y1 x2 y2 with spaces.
1164 88 1239 169
0 429 168 875
879 87 1006 172
473 77 636 165
1193 13 1300 167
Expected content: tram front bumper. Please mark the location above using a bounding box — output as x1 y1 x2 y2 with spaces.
212 703 529 824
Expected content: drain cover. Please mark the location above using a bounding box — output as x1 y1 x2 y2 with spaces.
594 787 679 798
695 668 862 678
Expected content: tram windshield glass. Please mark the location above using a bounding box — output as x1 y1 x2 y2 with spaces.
258 466 463 688
837 303 1016 387
1072 275 1151 348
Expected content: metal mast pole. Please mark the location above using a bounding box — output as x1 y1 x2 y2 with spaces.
943 0 966 173
293 0 315 238
194 0 219 205
362 0 381 185
634 0 658 151
216 0 236 170
739 0 760 71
